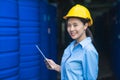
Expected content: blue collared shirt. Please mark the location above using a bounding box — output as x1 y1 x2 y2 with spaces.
61 37 98 80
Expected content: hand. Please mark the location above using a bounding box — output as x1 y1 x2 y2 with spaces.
45 59 57 70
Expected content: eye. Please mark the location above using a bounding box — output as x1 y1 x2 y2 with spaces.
73 24 78 27
67 24 71 28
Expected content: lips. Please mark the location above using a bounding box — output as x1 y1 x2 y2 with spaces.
70 32 76 37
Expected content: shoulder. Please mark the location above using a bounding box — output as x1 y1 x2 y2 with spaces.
83 42 98 58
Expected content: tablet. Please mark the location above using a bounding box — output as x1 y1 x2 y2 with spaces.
35 45 47 60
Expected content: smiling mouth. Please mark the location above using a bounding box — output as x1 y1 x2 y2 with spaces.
70 33 76 37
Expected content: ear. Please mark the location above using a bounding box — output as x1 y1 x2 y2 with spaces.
84 23 88 30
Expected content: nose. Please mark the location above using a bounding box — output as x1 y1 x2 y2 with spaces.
70 26 74 31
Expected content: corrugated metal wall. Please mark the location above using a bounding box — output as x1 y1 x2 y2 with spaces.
48 4 57 80
0 0 57 80
19 0 41 79
0 0 19 79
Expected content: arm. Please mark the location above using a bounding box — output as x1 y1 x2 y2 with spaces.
45 59 61 72
83 51 98 80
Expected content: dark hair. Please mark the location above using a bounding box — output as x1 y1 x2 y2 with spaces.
86 28 93 41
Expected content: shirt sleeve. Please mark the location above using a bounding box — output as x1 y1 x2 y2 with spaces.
83 50 98 80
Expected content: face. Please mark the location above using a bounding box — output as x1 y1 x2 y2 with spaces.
67 18 88 42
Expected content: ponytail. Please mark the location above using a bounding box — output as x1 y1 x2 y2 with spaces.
86 28 93 40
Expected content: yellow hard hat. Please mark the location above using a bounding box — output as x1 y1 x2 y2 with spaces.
63 4 93 26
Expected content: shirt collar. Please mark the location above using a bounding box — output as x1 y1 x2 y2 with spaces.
70 37 92 51
79 37 92 48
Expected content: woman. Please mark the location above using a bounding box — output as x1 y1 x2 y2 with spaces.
45 4 98 80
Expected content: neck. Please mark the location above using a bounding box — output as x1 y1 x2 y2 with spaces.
76 32 87 43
